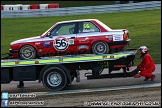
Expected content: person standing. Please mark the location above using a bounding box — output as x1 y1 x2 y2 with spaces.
17 81 24 88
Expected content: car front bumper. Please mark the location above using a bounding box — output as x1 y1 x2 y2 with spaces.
9 49 19 58
9 49 19 53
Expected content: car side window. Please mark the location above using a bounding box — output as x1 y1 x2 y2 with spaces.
78 21 100 33
50 23 76 36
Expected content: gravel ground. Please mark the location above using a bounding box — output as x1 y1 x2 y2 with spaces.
8 86 161 107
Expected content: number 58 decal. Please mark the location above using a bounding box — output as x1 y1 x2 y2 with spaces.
53 37 69 51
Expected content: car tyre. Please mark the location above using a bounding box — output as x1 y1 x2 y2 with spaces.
19 45 36 59
42 66 67 91
92 41 109 54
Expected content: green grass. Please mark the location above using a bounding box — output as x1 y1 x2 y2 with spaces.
1 9 161 66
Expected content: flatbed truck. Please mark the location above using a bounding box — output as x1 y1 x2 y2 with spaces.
1 49 139 91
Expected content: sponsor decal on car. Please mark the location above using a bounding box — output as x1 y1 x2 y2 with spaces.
44 42 51 46
79 37 89 43
35 42 41 45
83 24 90 28
83 29 95 32
78 45 88 50
68 39 74 45
113 34 123 41
53 36 69 51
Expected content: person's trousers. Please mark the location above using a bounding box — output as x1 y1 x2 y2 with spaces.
19 81 24 85
139 68 154 78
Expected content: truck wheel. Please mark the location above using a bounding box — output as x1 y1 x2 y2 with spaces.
19 45 36 59
42 66 67 91
92 41 109 54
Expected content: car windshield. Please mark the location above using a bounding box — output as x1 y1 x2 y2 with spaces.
41 24 56 36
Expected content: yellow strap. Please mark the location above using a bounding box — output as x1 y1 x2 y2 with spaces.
1 54 129 67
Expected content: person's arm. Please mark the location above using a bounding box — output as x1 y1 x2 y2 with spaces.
137 61 142 69
137 57 146 71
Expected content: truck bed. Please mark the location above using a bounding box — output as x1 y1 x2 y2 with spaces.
1 48 137 68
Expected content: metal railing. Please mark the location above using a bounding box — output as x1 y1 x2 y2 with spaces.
1 1 161 18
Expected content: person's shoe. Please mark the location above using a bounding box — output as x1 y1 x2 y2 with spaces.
17 84 24 88
143 77 150 81
134 73 141 78
150 75 156 81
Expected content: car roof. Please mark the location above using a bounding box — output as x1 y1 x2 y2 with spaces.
56 19 99 24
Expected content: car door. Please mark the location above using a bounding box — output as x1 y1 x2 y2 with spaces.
42 22 78 55
76 21 100 52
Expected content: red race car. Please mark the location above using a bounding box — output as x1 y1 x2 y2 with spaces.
9 19 131 59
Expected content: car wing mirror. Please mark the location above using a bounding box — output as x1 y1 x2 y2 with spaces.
47 32 52 38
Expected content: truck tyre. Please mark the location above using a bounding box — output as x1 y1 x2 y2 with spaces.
19 45 36 59
92 41 109 54
42 66 67 91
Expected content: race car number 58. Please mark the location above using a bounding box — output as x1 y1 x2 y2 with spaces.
54 37 69 51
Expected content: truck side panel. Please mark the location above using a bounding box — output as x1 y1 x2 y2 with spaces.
1 66 37 84
12 66 37 81
1 68 11 84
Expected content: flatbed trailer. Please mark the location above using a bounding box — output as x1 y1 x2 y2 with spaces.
1 49 139 91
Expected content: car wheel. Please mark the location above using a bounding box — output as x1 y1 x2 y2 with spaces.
19 45 36 59
92 41 109 54
42 66 67 91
